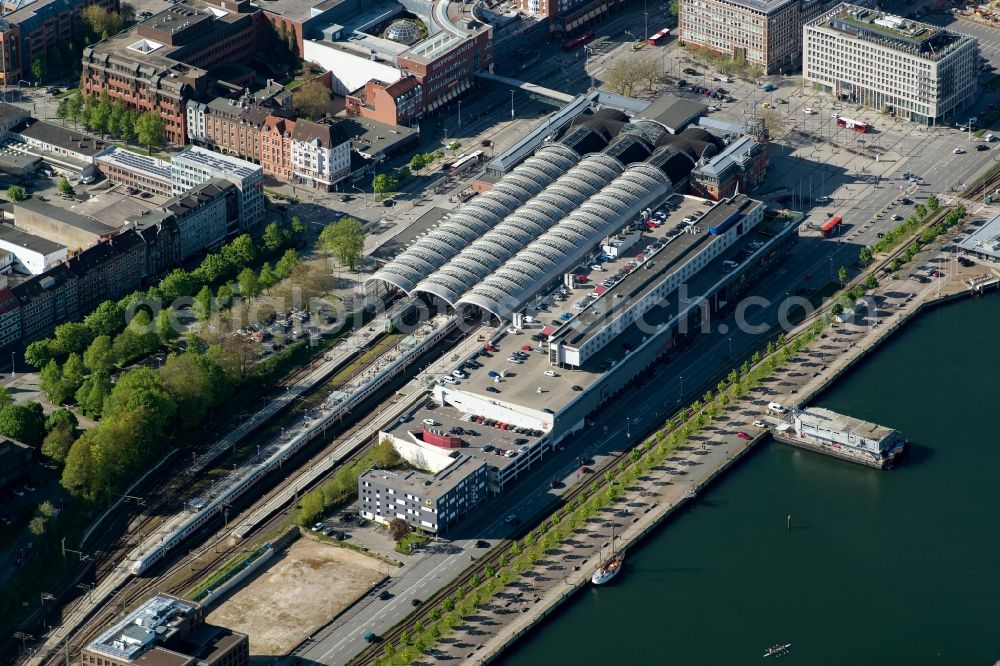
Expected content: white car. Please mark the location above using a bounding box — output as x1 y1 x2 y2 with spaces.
803 107 816 115
422 418 438 426
506 326 518 334
311 522 324 531
953 147 966 154
452 370 467 379
544 370 558 377
442 376 459 385
590 264 602 271
753 420 766 428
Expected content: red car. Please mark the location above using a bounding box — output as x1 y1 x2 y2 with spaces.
580 466 591 473
737 431 752 440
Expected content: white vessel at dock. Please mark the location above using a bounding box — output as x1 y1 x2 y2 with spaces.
591 520 623 585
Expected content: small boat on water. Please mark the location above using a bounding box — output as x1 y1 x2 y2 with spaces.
591 520 623 585
763 643 791 658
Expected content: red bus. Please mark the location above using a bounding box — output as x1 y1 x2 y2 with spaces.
563 31 595 51
820 216 842 237
647 29 671 46
836 116 870 133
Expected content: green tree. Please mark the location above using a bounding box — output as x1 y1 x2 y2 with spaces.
837 265 847 286
290 215 305 236
859 246 872 265
160 269 199 300
58 177 75 198
41 426 75 464
40 360 71 405
159 353 226 429
135 110 165 154
261 222 285 254
274 248 299 279
216 283 234 308
0 387 12 410
76 371 111 418
927 194 939 211
62 353 86 394
222 234 257 265
292 80 331 120
85 300 126 337
319 216 366 270
409 153 429 171
82 4 123 39
372 173 398 194
6 185 27 202
157 308 179 343
46 407 78 433
31 57 45 82
193 285 213 321
83 335 115 373
0 401 46 446
24 339 57 369
237 267 260 298
258 263 277 290
862 274 879 291
54 322 94 355
914 203 927 219
194 253 233 284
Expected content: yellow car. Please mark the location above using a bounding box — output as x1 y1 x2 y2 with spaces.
761 102 774 110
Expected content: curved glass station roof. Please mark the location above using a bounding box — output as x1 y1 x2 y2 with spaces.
410 153 624 304
457 163 672 318
369 143 580 294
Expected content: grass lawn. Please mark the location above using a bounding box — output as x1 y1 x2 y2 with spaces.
394 531 429 555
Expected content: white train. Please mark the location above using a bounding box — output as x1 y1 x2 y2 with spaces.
130 308 456 576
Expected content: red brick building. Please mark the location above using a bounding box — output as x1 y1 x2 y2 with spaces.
345 75 423 127
396 29 493 115
80 0 263 145
0 0 118 87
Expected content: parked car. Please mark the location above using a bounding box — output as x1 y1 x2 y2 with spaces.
737 431 752 440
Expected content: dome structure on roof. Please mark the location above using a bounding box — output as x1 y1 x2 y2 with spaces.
384 20 422 45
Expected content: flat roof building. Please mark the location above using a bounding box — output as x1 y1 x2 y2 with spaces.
95 147 174 197
82 593 248 666
13 199 116 250
171 146 263 235
804 4 979 125
957 213 1000 261
359 456 488 533
0 223 67 274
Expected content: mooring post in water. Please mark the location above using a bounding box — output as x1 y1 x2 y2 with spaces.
787 515 792 530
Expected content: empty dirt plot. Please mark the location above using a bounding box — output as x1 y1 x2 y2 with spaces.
206 539 385 655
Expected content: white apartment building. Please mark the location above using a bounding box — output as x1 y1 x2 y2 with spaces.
804 4 979 125
289 120 352 191
171 147 264 235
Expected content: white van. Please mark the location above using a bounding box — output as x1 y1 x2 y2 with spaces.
722 260 739 270
767 402 787 414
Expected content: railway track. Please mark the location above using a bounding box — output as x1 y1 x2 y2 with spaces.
35 321 480 666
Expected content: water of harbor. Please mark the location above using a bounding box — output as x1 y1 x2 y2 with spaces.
496 294 1000 665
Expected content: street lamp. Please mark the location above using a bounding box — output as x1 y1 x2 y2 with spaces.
626 417 631 438
677 375 683 403
351 184 367 207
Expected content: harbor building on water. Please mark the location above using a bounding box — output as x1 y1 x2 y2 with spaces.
774 407 906 469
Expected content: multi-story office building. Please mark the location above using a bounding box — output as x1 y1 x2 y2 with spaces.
82 593 248 666
162 178 238 260
66 229 146 315
0 0 117 87
359 455 488 534
804 4 978 125
95 147 173 196
171 146 263 234
186 97 271 163
680 0 833 74
80 0 263 145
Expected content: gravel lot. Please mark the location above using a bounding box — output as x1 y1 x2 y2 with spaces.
206 538 385 656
